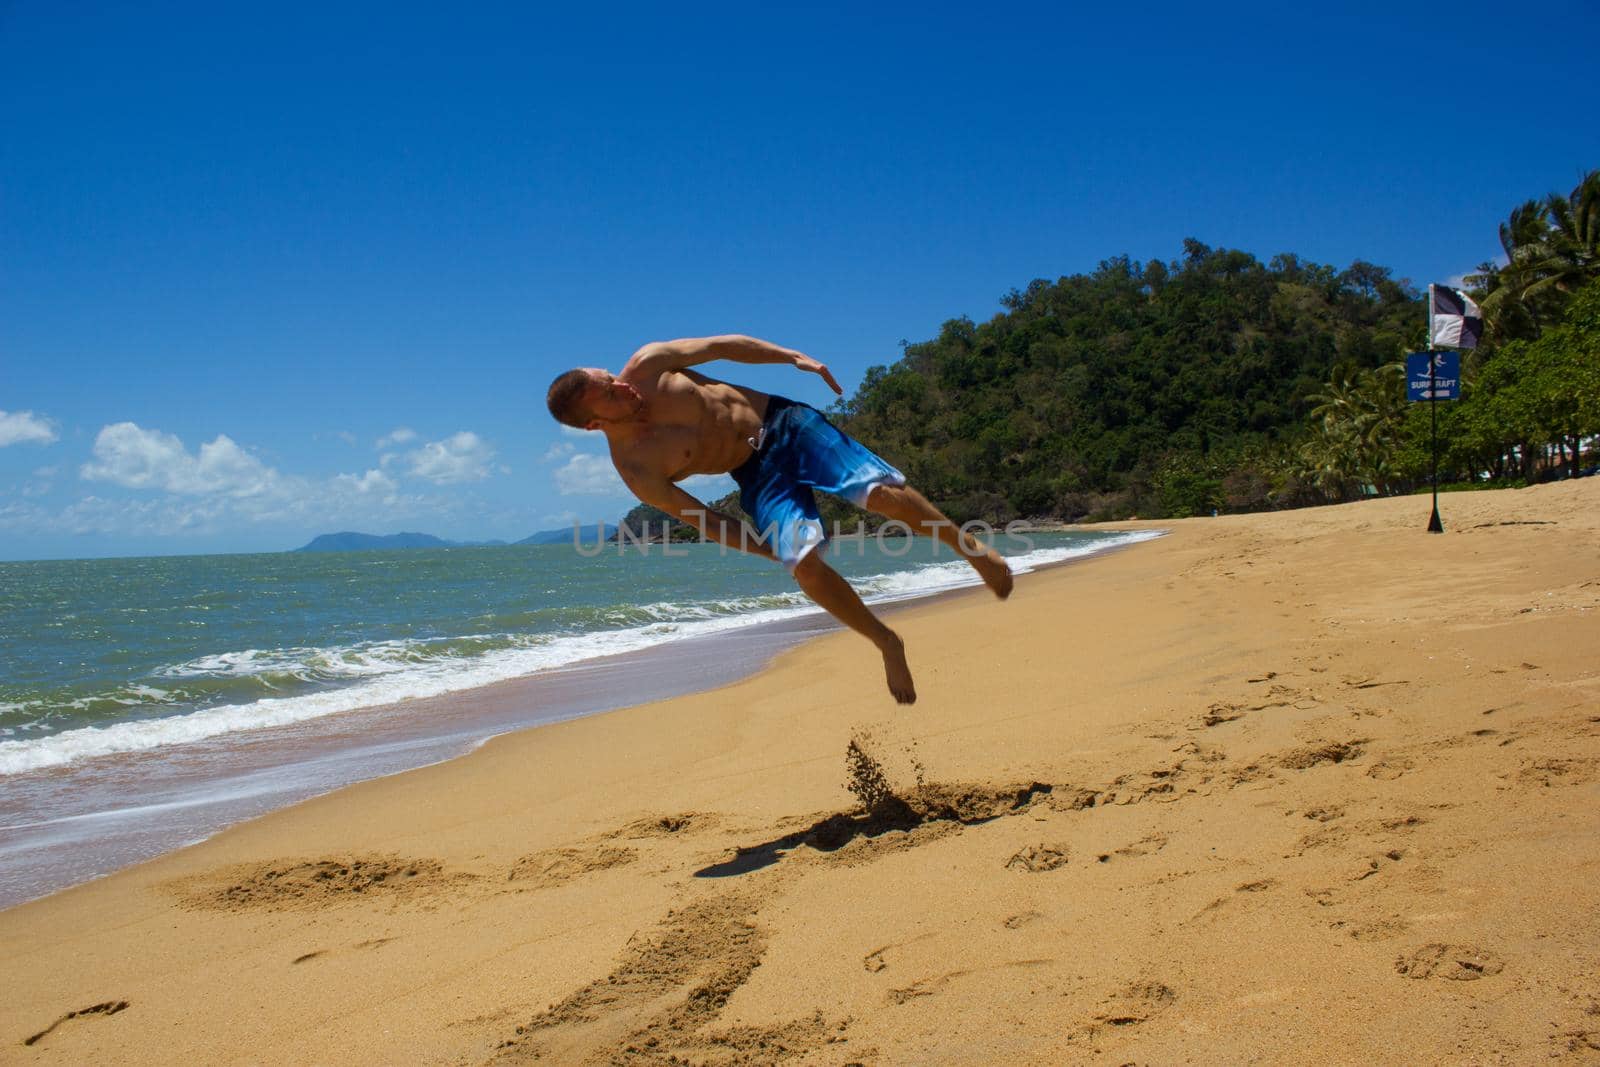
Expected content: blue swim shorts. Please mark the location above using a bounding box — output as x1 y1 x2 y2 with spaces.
728 395 906 570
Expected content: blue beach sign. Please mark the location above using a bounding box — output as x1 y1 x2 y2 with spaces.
1407 351 1460 401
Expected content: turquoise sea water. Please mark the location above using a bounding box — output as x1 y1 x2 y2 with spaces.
0 531 1154 774
0 529 1158 906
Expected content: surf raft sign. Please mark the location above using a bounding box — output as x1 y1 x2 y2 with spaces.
1406 351 1460 401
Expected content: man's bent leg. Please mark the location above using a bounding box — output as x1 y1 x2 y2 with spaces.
790 549 916 704
863 484 1013 599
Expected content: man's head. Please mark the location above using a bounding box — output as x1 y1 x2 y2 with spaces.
545 368 643 430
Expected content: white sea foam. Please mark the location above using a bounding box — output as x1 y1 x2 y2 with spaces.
158 641 513 681
0 531 1161 776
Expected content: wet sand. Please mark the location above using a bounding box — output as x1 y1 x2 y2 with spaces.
3 480 1598 1064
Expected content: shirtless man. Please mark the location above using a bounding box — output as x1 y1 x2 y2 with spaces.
545 334 1012 703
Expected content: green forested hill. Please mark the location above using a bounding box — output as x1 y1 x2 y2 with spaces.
832 241 1420 521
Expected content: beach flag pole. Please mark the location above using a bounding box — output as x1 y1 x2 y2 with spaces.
1428 353 1443 533
1425 285 1443 533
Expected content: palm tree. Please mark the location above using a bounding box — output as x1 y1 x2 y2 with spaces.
1304 363 1409 496
1478 170 1600 337
1537 170 1600 295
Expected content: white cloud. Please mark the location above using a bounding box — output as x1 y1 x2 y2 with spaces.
0 501 43 530
541 441 577 463
0 410 59 447
336 430 357 446
24 464 62 495
0 495 227 537
377 427 417 448
3 473 441 538
81 423 281 497
332 468 397 497
9 421 441 539
407 431 496 485
554 452 626 495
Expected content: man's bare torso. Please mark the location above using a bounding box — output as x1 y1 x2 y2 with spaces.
610 367 771 483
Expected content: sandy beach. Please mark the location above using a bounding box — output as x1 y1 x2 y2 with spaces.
3 479 1597 1064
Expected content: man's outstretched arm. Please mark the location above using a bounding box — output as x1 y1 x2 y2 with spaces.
622 335 843 395
618 467 776 561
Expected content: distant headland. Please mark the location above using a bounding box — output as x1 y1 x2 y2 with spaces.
290 526 616 552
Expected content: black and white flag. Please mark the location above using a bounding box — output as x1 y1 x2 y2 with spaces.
1429 284 1483 349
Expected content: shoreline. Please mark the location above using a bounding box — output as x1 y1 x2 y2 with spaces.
4 482 1595 1063
0 531 1157 911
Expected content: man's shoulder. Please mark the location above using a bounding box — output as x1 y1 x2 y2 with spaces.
616 361 702 392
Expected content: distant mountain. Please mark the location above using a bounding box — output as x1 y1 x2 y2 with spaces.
515 524 617 546
291 532 508 553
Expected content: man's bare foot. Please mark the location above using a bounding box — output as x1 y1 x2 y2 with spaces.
970 548 1014 599
881 632 917 704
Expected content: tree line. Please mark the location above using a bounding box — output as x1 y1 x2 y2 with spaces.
832 167 1598 521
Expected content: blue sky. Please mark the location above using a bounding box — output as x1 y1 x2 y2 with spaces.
3 1 1595 560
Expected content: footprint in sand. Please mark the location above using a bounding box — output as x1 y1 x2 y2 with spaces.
24 1001 129 1047
862 932 939 974
1502 757 1599 789
1069 981 1178 1041
608 812 716 839
1366 759 1412 781
1335 918 1410 942
888 971 968 1003
1191 880 1278 923
1395 943 1505 981
1095 833 1169 863
1351 850 1406 881
1006 844 1069 872
1250 683 1320 711
1278 740 1366 770
508 845 637 888
1194 701 1246 729
887 960 1052 1005
174 856 459 912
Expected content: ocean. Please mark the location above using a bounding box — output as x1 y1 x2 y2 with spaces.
0 529 1158 907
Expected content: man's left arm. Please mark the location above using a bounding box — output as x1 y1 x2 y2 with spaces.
622 335 843 396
